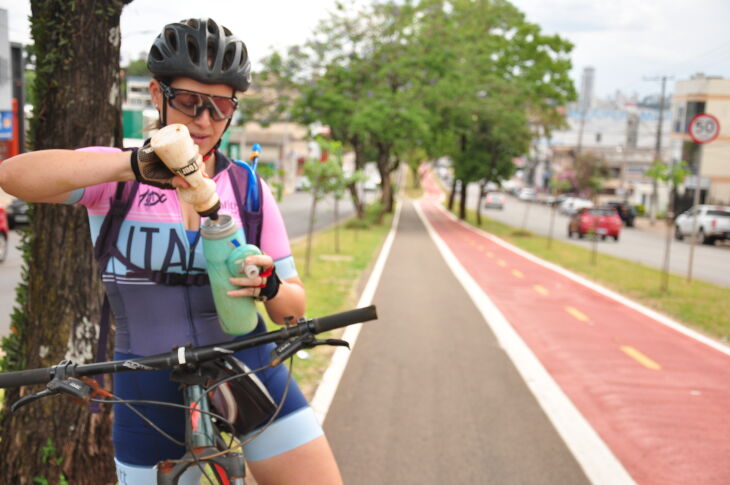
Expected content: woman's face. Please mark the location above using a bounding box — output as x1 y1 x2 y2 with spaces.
149 77 235 158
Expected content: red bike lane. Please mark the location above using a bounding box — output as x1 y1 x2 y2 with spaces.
418 171 730 485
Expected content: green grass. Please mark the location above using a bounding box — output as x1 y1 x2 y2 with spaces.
261 213 394 398
453 204 730 344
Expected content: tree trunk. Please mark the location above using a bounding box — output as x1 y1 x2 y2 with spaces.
448 178 457 211
459 178 468 220
476 180 485 226
346 136 365 219
0 2 127 484
377 151 394 213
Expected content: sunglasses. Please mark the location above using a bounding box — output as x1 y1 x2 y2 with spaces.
159 82 238 121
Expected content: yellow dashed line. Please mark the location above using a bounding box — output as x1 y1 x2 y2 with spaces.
512 269 524 278
497 260 507 267
486 251 494 258
565 306 589 322
533 285 549 296
621 346 661 370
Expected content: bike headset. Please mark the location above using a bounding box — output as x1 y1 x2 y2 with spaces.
147 17 259 210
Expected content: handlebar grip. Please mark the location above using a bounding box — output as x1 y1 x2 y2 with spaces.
312 305 378 334
0 367 53 388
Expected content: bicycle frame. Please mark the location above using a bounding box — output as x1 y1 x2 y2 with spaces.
157 368 245 484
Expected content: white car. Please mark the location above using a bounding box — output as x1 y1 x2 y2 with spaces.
559 197 593 215
483 192 505 209
675 205 730 245
517 187 537 201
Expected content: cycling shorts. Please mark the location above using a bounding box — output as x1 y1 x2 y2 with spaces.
112 320 323 465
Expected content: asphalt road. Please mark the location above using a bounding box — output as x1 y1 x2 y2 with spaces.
324 198 590 484
462 183 730 288
0 191 362 339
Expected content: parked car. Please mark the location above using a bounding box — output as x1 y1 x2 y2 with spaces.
0 206 8 262
559 197 594 215
363 176 379 192
517 187 537 201
674 205 730 245
483 191 505 210
568 206 622 241
6 198 29 229
606 200 636 227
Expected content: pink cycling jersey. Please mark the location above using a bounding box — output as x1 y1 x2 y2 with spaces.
68 147 298 355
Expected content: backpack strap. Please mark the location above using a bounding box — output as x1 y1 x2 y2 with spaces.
94 181 139 270
229 160 264 247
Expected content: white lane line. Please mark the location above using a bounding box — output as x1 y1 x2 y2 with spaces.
415 200 636 485
311 200 402 424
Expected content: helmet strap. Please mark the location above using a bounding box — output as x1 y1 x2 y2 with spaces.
161 99 168 127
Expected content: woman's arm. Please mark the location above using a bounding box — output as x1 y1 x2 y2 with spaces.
263 276 306 325
0 149 134 203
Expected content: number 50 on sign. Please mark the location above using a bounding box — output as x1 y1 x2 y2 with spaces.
688 113 720 144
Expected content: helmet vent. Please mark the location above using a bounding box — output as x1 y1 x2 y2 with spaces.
149 45 163 61
186 36 199 65
222 44 236 71
164 28 177 52
207 20 218 35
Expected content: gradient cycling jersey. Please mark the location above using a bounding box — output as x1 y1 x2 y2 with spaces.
67 147 296 355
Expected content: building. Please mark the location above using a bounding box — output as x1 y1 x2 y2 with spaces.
670 74 730 206
546 100 672 208
227 121 316 194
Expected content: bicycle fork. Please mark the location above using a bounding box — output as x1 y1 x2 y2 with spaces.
157 383 245 485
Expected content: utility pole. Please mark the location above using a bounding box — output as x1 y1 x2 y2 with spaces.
644 75 672 225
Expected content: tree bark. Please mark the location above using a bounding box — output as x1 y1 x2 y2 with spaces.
376 147 394 214
459 178 468 220
0 2 128 484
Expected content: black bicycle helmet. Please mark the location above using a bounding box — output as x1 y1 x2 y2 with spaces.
148 18 251 92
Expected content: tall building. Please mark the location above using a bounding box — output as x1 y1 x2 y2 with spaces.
670 74 730 205
579 66 595 112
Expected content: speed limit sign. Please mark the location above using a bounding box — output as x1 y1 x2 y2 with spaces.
688 113 720 144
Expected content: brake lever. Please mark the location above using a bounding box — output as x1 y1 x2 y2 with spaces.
312 338 350 350
270 336 351 367
270 336 312 367
10 359 93 413
11 389 55 413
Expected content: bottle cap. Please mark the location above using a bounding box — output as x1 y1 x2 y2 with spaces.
200 214 236 239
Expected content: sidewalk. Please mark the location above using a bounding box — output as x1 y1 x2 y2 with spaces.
632 216 673 236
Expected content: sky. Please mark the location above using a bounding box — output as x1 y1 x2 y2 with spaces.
2 0 730 99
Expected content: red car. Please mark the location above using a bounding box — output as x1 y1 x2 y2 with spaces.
0 206 8 262
568 206 622 241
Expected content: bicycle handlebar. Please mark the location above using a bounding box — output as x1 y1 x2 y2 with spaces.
0 305 378 390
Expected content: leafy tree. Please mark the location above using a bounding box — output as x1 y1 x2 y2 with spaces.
0 2 131 484
248 0 574 222
574 151 607 200
301 137 363 274
122 57 149 77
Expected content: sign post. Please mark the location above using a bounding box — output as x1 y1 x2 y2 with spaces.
686 113 720 282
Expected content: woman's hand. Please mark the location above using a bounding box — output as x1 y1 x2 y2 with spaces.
227 253 281 301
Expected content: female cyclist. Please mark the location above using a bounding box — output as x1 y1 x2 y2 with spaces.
0 18 343 485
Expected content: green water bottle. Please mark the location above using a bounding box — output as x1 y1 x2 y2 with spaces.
201 215 262 335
